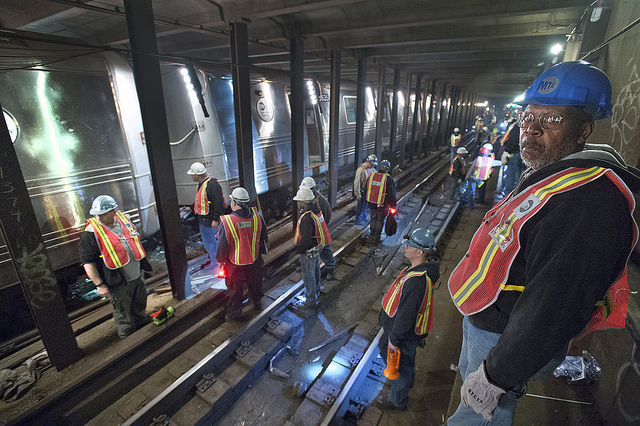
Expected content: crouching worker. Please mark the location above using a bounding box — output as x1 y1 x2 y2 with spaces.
80 195 151 339
378 228 440 410
294 187 332 308
217 187 268 322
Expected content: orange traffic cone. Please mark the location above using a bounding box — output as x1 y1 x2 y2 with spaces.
383 346 401 380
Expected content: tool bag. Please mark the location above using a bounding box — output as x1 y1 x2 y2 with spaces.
385 212 397 236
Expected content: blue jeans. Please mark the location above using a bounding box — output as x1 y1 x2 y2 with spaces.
319 244 336 271
448 317 565 425
355 198 369 225
466 177 488 208
299 250 321 306
199 221 219 267
500 153 524 198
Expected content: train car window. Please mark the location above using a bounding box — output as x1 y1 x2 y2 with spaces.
344 96 357 124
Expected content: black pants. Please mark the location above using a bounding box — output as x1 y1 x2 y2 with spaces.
225 257 264 319
110 276 148 339
369 204 388 241
378 328 423 409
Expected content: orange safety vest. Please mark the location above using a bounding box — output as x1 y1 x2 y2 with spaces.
448 167 637 335
294 210 332 248
500 123 516 145
473 155 494 180
220 207 262 265
86 211 146 270
366 172 388 206
451 134 461 147
194 178 226 215
449 155 466 176
382 267 435 335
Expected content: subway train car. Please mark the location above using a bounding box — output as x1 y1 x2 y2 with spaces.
0 45 391 343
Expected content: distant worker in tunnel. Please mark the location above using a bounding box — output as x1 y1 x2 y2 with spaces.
365 159 396 244
449 147 467 201
80 195 151 339
293 187 332 309
378 228 440 411
217 187 268 322
300 177 336 280
354 154 378 226
450 127 462 163
186 162 226 272
447 61 640 424
465 143 495 209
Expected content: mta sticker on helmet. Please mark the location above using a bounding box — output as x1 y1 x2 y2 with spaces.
537 76 559 95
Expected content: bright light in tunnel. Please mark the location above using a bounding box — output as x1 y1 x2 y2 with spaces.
551 43 563 55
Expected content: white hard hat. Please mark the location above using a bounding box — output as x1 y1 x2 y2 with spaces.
300 177 316 189
187 162 207 175
230 187 250 204
482 143 494 151
90 195 118 215
293 187 315 202
453 127 460 133
457 147 468 155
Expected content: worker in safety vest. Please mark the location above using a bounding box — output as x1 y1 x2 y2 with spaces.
378 228 440 411
300 177 336 279
186 162 226 271
365 159 396 244
465 143 495 209
79 195 151 339
354 154 378 226
294 187 332 309
217 187 268 322
447 61 640 424
495 118 525 204
449 147 467 200
450 127 462 163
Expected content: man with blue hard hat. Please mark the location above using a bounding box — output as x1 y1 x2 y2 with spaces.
448 61 640 423
377 228 440 410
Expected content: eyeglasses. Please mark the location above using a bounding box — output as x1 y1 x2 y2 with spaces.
517 112 564 130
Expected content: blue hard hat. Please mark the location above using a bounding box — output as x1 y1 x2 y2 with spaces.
520 61 612 120
366 154 378 164
379 160 391 172
403 228 436 251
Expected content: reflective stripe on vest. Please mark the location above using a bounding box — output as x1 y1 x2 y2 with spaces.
449 156 466 175
294 210 333 248
473 155 494 180
448 167 638 324
366 173 388 205
451 134 461 147
87 211 146 270
221 207 262 265
194 178 211 215
382 267 435 335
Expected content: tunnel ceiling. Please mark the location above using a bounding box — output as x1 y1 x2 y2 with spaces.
1 0 594 106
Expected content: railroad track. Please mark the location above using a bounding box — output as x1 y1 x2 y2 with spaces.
8 146 466 425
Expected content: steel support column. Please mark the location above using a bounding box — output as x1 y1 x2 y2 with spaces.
425 80 438 152
0 102 80 370
290 38 305 229
230 22 257 203
354 57 367 170
374 65 385 159
124 0 188 300
410 75 422 161
399 73 411 169
328 50 341 207
388 68 400 164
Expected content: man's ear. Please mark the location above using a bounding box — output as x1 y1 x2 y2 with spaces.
578 121 594 145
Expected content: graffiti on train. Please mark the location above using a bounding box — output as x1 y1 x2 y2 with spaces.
611 57 640 159
15 241 59 310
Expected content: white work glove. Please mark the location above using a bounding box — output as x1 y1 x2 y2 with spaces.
461 361 506 421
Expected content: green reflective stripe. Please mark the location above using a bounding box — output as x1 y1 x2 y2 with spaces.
222 215 241 264
250 207 259 261
116 211 145 256
376 174 387 205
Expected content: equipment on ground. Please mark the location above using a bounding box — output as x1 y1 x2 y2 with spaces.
150 306 174 325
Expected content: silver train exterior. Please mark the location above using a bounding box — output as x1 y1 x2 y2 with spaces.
0 47 407 341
